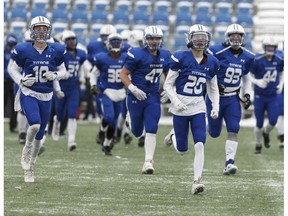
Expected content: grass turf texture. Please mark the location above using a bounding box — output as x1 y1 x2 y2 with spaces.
4 122 284 216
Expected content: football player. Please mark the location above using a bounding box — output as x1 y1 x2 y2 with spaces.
250 36 284 153
163 24 220 194
90 33 127 155
206 24 255 175
120 26 171 174
51 30 87 151
8 16 67 182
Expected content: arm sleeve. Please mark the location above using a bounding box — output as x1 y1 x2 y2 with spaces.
206 75 219 111
163 69 182 105
56 63 67 80
89 66 100 86
242 73 252 96
53 79 61 92
7 59 23 85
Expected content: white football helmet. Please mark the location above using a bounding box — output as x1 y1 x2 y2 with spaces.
225 24 246 48
128 30 144 48
106 33 123 52
29 16 52 42
99 24 117 43
262 35 278 56
144 26 163 51
24 30 33 42
120 29 130 42
62 30 77 49
185 24 210 51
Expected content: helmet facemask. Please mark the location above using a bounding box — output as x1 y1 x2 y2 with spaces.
144 36 163 51
107 38 123 52
186 32 210 51
227 33 244 49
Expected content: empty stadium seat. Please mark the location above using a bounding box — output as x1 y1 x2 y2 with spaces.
215 2 233 14
71 23 88 35
131 11 150 25
70 9 89 23
73 0 89 10
154 1 171 13
236 13 253 27
53 0 70 10
91 11 108 23
175 13 192 26
214 13 232 26
115 0 132 11
112 10 130 25
10 8 27 21
174 25 190 37
195 2 212 13
236 2 253 14
194 13 212 26
29 8 47 20
92 0 110 11
12 0 27 10
31 0 49 10
134 1 152 12
174 37 187 51
10 21 27 34
50 9 69 22
52 22 68 35
176 1 193 13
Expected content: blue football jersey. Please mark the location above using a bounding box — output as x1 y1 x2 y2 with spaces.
250 53 284 96
11 42 66 93
91 52 127 91
124 47 171 93
169 51 219 96
208 45 255 90
60 48 86 90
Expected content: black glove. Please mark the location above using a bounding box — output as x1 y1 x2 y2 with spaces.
218 84 225 95
243 93 251 110
90 85 99 95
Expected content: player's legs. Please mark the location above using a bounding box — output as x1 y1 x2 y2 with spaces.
52 96 67 141
222 96 241 175
66 89 79 151
173 115 190 154
206 96 223 138
253 96 266 153
262 96 279 148
17 111 29 144
276 92 284 148
127 94 145 137
190 113 206 185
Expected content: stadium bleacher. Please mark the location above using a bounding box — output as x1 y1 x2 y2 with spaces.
4 0 284 53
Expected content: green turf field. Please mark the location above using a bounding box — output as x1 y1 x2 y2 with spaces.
4 122 284 216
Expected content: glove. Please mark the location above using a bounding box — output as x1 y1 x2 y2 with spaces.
128 84 147 100
63 72 70 80
254 79 268 88
160 91 169 104
90 85 99 95
210 108 219 119
21 74 36 87
43 72 58 81
56 91 65 99
176 102 187 112
243 93 251 110
276 84 283 94
218 84 225 95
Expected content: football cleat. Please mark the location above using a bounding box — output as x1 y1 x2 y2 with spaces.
255 145 262 154
163 130 174 147
21 145 32 170
102 146 112 156
24 165 34 183
138 136 145 147
142 160 154 174
123 133 132 145
96 131 105 145
192 178 205 195
19 132 26 145
223 163 238 175
262 132 270 148
68 142 77 151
